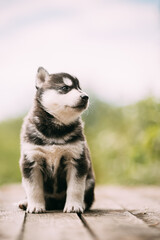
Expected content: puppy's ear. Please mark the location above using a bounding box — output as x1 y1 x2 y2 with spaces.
36 67 50 88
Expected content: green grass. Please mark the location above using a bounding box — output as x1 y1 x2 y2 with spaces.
1 97 160 185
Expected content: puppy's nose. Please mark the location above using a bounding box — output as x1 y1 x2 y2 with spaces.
80 94 89 101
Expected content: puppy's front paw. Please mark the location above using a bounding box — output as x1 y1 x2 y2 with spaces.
18 199 28 210
63 202 84 213
26 203 45 214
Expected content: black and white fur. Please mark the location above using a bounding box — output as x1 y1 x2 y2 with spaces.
19 67 95 213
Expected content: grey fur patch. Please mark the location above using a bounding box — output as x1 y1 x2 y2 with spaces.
21 155 35 179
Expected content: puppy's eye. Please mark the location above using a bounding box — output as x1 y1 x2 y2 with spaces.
61 86 70 91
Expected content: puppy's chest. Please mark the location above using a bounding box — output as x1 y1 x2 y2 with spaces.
26 141 84 168
40 142 84 175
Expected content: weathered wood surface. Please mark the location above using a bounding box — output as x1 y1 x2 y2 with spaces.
1 185 160 240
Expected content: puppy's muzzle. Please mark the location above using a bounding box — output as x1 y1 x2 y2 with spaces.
81 94 89 102
79 94 89 108
73 94 89 109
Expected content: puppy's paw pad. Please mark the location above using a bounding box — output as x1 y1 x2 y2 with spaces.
18 199 28 210
63 202 84 213
26 204 45 214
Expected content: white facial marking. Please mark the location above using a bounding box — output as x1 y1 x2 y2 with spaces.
41 88 88 124
41 89 81 123
63 78 72 86
42 89 80 108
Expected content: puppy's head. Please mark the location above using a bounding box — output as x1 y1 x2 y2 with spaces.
35 67 89 125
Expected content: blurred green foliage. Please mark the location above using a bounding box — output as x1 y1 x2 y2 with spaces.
0 118 23 185
1 97 160 185
84 97 160 185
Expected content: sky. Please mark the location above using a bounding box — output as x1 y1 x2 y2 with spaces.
0 0 160 121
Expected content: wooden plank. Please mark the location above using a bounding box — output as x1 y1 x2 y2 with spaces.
23 212 93 240
91 187 123 211
0 184 26 240
132 211 160 229
82 186 160 240
0 184 25 209
0 210 25 240
99 186 160 212
82 210 160 240
99 185 160 231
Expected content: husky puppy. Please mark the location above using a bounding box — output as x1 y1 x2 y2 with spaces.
19 67 95 213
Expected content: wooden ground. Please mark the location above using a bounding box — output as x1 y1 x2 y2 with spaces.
1 185 160 240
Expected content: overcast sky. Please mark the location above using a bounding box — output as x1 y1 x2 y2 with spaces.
0 0 160 121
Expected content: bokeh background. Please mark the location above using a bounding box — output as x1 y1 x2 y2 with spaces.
0 0 160 185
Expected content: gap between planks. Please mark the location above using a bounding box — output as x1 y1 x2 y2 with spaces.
16 212 27 240
16 212 98 240
77 213 98 240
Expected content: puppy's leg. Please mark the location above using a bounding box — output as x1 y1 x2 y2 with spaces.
21 156 45 213
84 178 95 210
64 164 86 213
